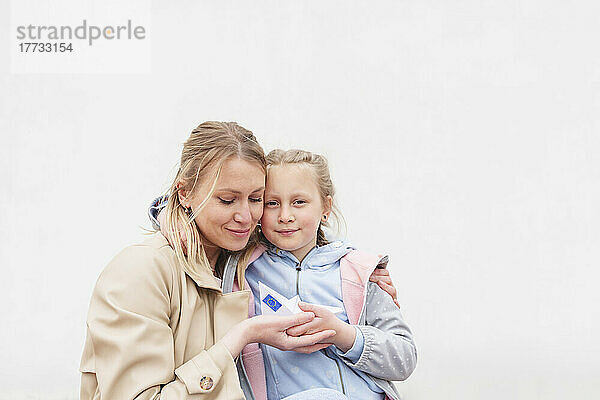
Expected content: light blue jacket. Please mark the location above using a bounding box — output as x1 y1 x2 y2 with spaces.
245 241 386 400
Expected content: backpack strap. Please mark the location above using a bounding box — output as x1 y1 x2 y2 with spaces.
247 244 267 267
233 243 268 400
340 250 388 325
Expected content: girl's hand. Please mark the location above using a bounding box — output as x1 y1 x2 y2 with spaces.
369 268 401 309
287 302 356 353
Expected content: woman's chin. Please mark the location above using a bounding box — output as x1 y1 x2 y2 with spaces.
220 237 251 252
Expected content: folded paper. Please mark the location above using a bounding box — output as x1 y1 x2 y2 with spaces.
259 281 343 316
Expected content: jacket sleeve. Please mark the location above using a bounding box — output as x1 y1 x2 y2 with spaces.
84 244 239 399
337 281 417 381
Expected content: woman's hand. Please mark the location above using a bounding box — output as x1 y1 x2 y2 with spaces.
287 302 356 353
369 268 401 308
222 312 337 358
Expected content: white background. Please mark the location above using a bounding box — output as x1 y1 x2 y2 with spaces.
1 1 599 399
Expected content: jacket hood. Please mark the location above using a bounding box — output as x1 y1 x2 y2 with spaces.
265 239 355 268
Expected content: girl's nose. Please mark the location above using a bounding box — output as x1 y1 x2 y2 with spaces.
278 207 295 223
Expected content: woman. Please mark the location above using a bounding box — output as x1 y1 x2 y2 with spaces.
80 121 399 399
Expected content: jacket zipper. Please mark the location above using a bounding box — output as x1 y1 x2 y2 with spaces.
322 350 346 395
295 263 301 295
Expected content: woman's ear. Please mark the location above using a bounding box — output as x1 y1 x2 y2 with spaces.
177 182 191 208
322 195 333 222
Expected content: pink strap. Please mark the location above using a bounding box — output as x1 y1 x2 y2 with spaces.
340 250 381 325
233 275 267 400
341 251 395 399
247 244 267 267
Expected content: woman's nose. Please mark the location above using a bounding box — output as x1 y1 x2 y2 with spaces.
233 202 252 224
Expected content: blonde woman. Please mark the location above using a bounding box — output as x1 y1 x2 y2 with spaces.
80 122 337 400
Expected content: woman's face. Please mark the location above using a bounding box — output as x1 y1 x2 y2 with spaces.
190 157 265 255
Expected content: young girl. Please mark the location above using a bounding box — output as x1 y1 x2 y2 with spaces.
243 149 417 400
150 148 416 400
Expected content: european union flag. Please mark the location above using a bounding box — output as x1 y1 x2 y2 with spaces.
262 294 282 312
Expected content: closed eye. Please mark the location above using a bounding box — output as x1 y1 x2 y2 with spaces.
218 197 234 205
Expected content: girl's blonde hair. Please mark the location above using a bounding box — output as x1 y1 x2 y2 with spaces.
163 121 266 283
265 149 345 245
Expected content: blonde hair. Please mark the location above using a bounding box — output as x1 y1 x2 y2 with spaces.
265 149 345 245
163 121 266 284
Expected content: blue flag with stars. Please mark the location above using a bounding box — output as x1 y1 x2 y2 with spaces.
262 294 282 312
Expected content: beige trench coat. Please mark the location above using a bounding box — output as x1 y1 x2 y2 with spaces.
80 233 251 399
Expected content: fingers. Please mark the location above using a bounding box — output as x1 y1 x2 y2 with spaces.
373 268 390 275
293 343 332 354
380 276 394 286
286 322 308 337
376 279 398 300
289 311 315 326
369 268 390 280
297 301 331 317
369 273 391 284
286 319 321 336
274 312 315 330
286 324 308 337
370 275 394 286
288 329 336 348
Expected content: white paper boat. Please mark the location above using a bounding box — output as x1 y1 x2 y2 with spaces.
259 281 343 316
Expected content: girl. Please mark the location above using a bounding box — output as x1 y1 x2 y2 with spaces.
243 149 417 400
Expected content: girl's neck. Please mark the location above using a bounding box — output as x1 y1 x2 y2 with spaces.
290 241 318 263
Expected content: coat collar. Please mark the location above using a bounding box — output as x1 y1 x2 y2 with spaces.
153 232 223 292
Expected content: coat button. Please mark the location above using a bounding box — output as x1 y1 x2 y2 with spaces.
199 376 214 391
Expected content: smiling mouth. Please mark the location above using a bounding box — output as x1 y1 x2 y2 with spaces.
275 229 299 236
225 228 251 238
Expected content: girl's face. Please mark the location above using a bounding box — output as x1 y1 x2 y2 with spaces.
261 164 331 262
187 157 265 258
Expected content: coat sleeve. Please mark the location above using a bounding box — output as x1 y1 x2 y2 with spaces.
84 244 239 399
337 281 417 381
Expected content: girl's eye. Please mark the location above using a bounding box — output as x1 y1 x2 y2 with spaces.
293 200 306 205
265 200 279 207
249 197 263 203
218 197 234 205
